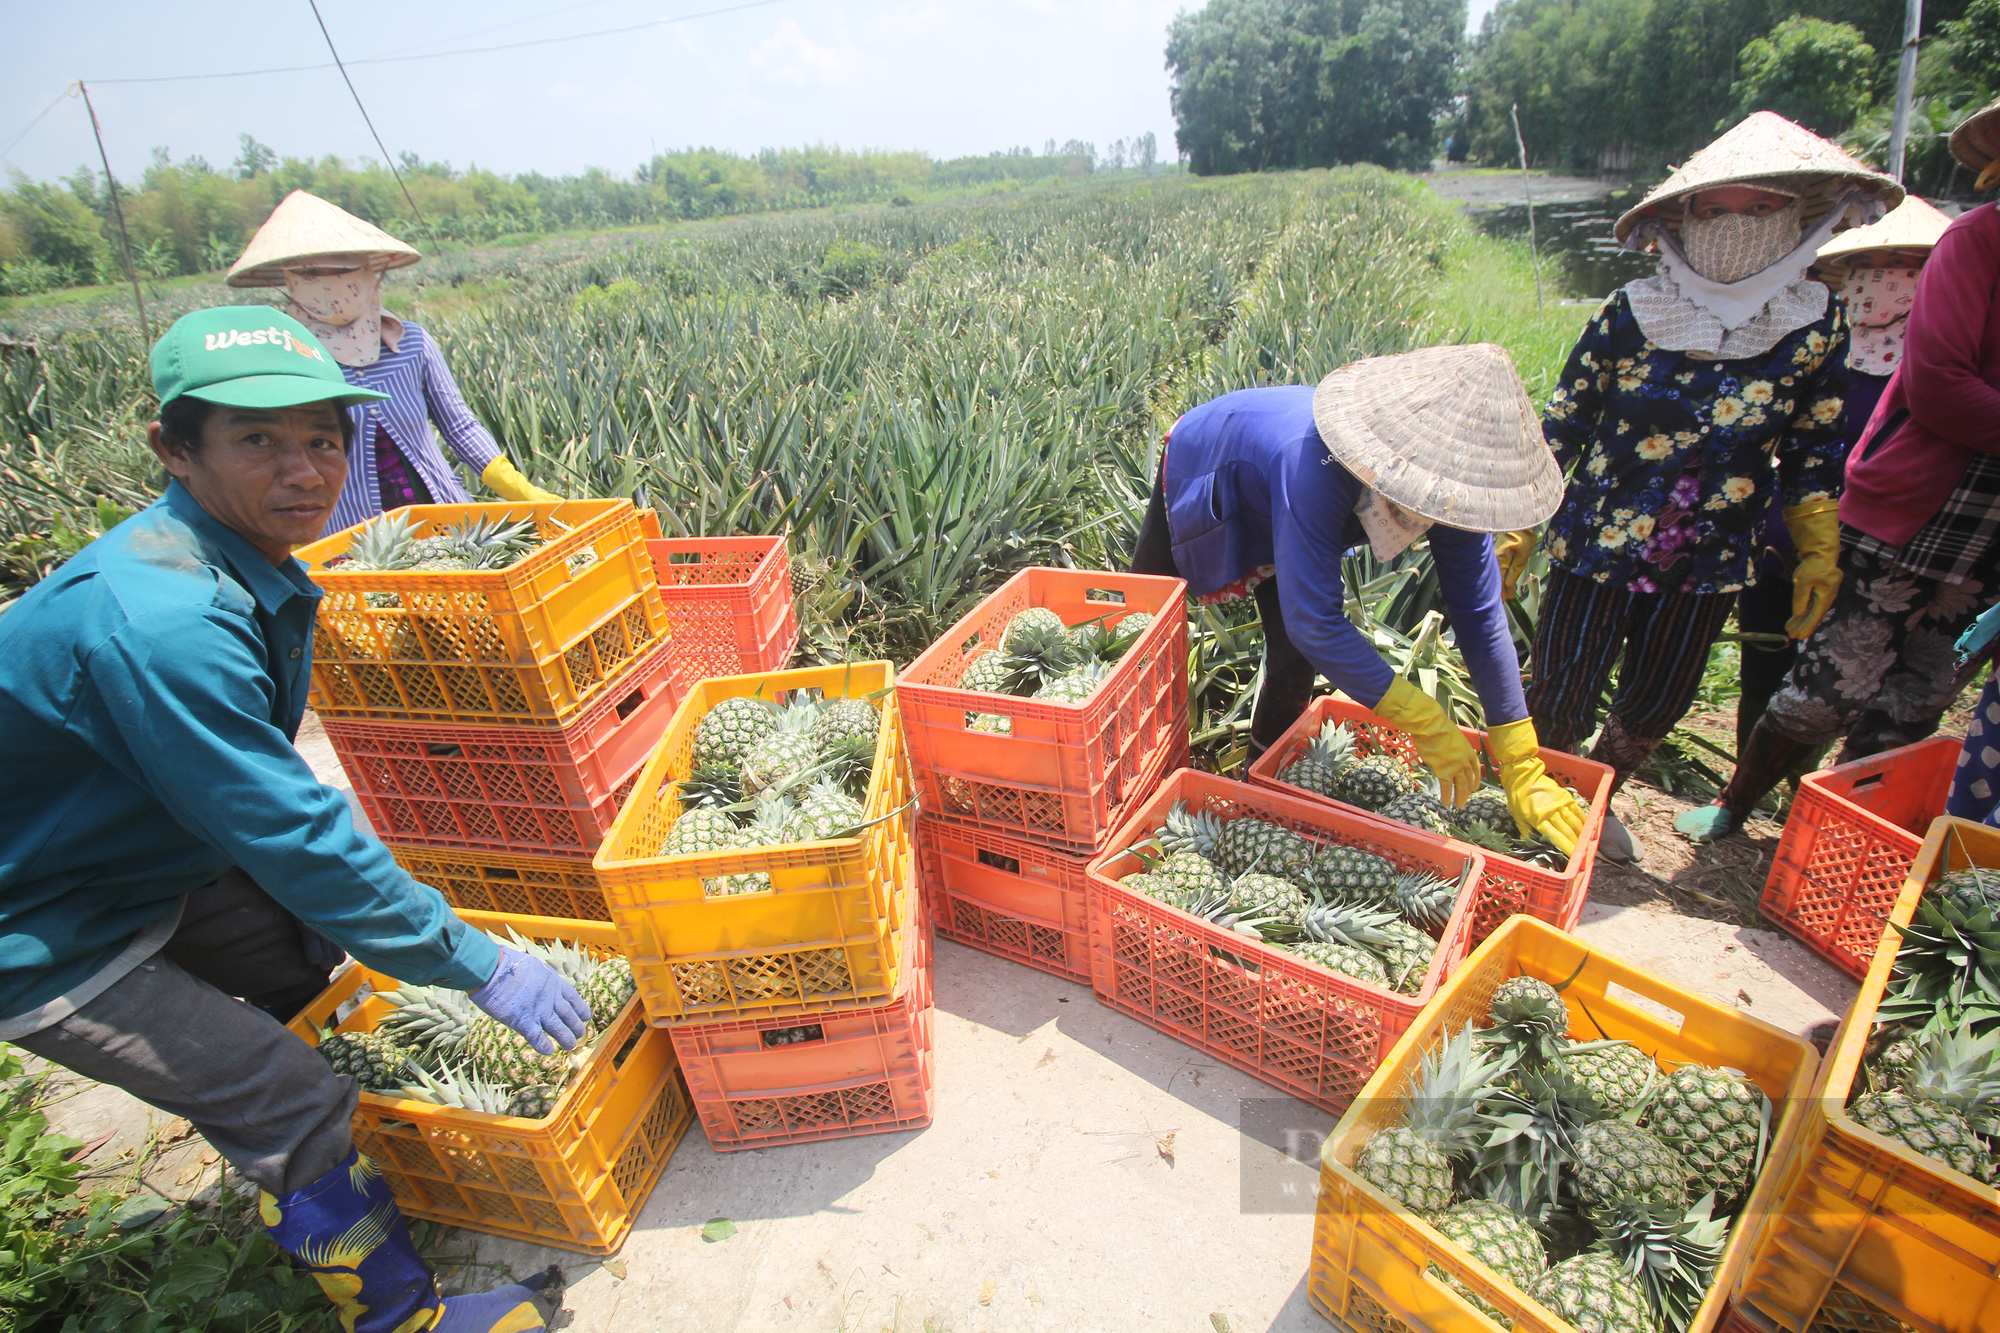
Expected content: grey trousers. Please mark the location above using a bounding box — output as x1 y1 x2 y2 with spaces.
15 869 357 1196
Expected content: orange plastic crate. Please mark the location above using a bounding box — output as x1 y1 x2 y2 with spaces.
1733 817 2000 1333
299 499 670 726
1759 736 1959 980
390 844 611 922
594 662 919 1025
898 568 1189 854
1084 770 1483 1116
1311 916 1817 1333
1247 695 1611 944
328 641 679 858
917 815 1092 985
287 911 691 1255
671 889 934 1151
646 536 798 692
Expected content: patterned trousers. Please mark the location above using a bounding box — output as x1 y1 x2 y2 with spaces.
1764 534 2000 758
1526 568 1737 785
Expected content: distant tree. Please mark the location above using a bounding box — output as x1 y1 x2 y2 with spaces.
1138 131 1159 172
233 134 277 180
1166 0 1464 175
1733 17 1877 136
0 173 109 285
1939 0 2000 96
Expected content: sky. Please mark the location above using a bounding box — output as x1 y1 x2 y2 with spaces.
3 0 1214 185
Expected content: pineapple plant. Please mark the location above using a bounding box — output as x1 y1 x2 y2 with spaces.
1355 1027 1515 1215
694 696 777 771
1211 816 1315 881
1573 1118 1691 1210
1427 1199 1548 1326
1526 1251 1653 1333
317 1030 413 1092
1642 1064 1769 1205
1032 659 1110 704
738 695 823 795
1279 719 1356 799
1334 751 1418 811
1559 1038 1659 1113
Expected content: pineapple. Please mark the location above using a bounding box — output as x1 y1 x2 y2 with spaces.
738 696 823 795
1378 919 1436 995
1527 1252 1653 1333
1457 788 1514 832
1381 790 1452 835
1212 816 1315 881
1937 867 2000 918
1122 871 1163 897
374 985 475 1057
462 1015 586 1090
1356 1027 1515 1215
785 777 866 842
1643 1064 1768 1205
1589 1192 1729 1333
705 795 791 896
577 957 636 1029
1428 1199 1547 1327
1230 872 1305 925
317 1030 412 1092
811 696 880 752
1289 939 1391 986
967 712 1012 734
399 1061 556 1119
1573 1118 1690 1210
1559 1039 1659 1113
958 648 1017 697
1481 976 1571 1069
1113 611 1154 644
1000 613 1080 693
1847 1089 1992 1181
694 696 778 772
1389 870 1460 931
1003 607 1067 648
1334 751 1417 811
1033 659 1111 704
1147 851 1229 911
659 807 740 858
1282 720 1357 799
1849 1028 2000 1182
1306 844 1399 904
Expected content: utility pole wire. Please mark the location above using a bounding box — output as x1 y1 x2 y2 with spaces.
305 0 431 240
76 82 151 347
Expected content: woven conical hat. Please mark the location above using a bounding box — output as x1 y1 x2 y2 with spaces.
1815 195 1954 277
227 190 421 288
1614 112 1902 243
1311 343 1563 533
1950 95 2000 175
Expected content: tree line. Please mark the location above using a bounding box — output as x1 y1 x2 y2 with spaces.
0 133 1164 297
1165 0 1999 192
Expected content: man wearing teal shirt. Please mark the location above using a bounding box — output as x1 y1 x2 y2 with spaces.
0 308 577 1332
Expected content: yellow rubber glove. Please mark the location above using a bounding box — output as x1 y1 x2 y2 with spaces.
1488 718 1584 856
1783 499 1842 640
481 456 563 504
1492 529 1537 601
1373 677 1481 808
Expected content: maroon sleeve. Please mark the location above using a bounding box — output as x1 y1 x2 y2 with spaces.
1900 212 2000 452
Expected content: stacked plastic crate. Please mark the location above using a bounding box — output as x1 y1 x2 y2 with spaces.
898 569 1191 985
593 663 932 1151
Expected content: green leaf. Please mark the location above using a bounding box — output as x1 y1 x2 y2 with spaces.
700 1216 737 1243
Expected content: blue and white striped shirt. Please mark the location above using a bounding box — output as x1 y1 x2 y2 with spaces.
329 320 502 532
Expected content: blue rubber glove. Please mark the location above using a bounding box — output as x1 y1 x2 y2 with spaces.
468 946 590 1054
1958 600 2000 668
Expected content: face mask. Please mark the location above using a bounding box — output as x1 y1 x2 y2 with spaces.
283 264 386 367
1678 201 1803 284
1355 489 1433 561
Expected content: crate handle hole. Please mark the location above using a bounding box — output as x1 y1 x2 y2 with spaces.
975 849 1022 875
668 551 702 565
760 1022 825 1048
1851 773 1886 792
484 867 522 881
960 632 983 658
1085 588 1126 604
1602 980 1686 1032
610 1029 643 1069
425 743 464 758
614 688 645 721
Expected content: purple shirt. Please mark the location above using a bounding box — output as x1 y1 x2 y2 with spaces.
327 321 501 532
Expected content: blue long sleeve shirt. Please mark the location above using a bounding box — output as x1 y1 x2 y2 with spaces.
0 482 498 1027
1162 385 1528 724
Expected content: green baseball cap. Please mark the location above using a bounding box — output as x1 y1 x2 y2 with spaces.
149 306 390 411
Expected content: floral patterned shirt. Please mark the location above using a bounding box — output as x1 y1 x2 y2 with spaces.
1541 289 1850 595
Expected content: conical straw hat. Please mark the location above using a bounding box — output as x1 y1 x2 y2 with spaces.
227 190 421 288
1614 112 1903 243
1311 343 1563 533
1815 195 1954 277
1950 95 2000 177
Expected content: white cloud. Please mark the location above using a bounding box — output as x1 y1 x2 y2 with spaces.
750 19 862 87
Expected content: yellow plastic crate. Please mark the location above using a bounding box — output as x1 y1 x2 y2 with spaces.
1311 916 1819 1333
1733 816 2000 1333
593 662 918 1025
288 911 691 1255
298 499 670 726
389 844 611 922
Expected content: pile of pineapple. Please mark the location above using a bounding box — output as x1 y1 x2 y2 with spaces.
1354 979 1771 1333
955 606 1157 727
332 509 598 600
1280 717 1577 867
1113 799 1464 994
654 686 884 895
1848 864 2000 1185
315 930 636 1120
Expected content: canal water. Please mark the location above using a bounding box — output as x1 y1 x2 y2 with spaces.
1476 187 1656 299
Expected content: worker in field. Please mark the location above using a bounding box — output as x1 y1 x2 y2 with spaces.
1730 196 1955 786
0 307 576 1331
1684 95 2000 840
1487 113 1901 858
1130 341 1588 855
227 189 561 526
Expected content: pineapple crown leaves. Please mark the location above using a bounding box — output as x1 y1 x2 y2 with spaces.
438 512 538 569
341 510 425 571
1904 1027 2000 1133
1149 800 1225 860
1395 1026 1520 1150
1587 1190 1729 1333
1389 869 1460 931
1468 1065 1600 1217
1305 719 1359 771
398 1060 540 1118
678 763 746 813
1884 896 2000 1034
1296 891 1402 952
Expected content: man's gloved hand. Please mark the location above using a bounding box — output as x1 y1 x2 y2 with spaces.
468 946 590 1054
481 456 563 505
1783 500 1842 640
1373 676 1480 808
1492 529 1538 601
1488 718 1584 856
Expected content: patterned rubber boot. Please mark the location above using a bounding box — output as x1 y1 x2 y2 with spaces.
261 1149 554 1333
